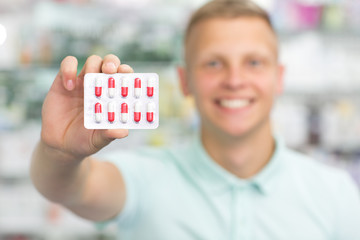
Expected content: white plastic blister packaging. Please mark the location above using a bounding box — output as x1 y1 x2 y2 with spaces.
84 73 159 129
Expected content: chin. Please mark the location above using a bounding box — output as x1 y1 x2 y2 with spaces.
222 128 253 139
207 117 269 141
206 123 253 140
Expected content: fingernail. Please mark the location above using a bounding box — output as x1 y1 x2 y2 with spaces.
67 79 74 90
106 62 116 71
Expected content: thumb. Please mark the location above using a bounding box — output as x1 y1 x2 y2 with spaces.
91 129 129 151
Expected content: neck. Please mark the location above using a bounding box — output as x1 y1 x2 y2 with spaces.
201 121 275 179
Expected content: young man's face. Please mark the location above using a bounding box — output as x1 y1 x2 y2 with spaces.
178 17 284 138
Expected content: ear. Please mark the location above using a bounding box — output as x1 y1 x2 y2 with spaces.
275 64 285 95
177 66 191 96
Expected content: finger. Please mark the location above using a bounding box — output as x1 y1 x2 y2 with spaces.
60 56 78 91
118 64 134 73
91 129 129 151
77 55 103 84
102 54 121 74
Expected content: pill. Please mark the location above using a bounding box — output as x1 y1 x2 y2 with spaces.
108 77 115 98
95 78 102 97
121 77 128 97
121 103 128 123
134 78 141 98
147 77 155 97
95 103 102 123
108 102 115 123
147 102 155 122
134 101 141 122
85 73 159 129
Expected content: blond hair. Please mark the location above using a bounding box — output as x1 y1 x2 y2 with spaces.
185 0 274 43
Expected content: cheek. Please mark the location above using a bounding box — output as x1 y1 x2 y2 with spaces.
253 76 279 100
191 71 219 97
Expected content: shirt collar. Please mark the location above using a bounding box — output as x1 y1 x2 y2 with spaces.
250 135 286 195
190 134 286 195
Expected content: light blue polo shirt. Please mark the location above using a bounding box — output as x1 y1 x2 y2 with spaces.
99 135 360 240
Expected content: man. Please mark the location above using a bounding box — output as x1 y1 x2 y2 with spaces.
31 0 360 239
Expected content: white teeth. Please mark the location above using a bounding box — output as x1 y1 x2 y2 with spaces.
219 99 250 109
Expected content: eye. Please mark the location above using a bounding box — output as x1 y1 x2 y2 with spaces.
247 59 262 67
205 60 222 69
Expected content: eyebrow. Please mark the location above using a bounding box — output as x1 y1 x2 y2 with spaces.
197 48 275 61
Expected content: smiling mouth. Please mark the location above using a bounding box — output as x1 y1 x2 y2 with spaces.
217 99 252 109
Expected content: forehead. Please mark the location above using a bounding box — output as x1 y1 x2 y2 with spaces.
186 17 278 60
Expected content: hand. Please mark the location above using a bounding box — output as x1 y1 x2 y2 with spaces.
41 54 133 160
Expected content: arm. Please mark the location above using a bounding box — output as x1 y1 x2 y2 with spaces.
31 54 133 221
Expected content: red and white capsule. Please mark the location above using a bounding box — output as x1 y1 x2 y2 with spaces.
95 103 102 123
134 78 141 98
147 77 155 97
134 102 142 123
121 103 128 123
147 102 155 123
95 78 102 97
108 77 115 98
108 102 115 123
121 77 128 97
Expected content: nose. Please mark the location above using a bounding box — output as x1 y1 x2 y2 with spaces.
222 65 247 90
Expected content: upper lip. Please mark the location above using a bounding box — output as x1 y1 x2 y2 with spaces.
215 96 255 102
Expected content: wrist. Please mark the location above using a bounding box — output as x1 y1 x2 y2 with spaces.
39 139 87 164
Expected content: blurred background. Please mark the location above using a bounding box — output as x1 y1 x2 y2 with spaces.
0 0 360 239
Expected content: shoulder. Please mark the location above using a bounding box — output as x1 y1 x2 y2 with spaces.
280 148 360 238
285 149 338 176
283 147 358 198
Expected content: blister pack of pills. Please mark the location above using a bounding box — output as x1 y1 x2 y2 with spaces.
84 73 159 129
